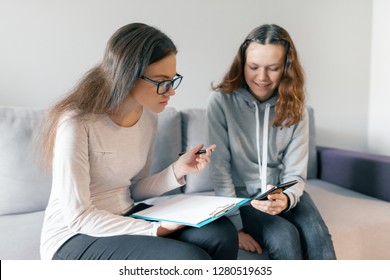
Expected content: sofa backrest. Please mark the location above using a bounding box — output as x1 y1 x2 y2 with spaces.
307 106 317 179
0 105 317 215
180 106 318 194
0 106 184 215
180 109 212 193
318 146 390 202
0 106 52 215
151 107 183 196
151 107 182 174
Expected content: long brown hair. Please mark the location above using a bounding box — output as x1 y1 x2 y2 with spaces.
213 24 305 127
37 23 177 171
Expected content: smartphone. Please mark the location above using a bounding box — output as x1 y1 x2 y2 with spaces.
254 180 298 201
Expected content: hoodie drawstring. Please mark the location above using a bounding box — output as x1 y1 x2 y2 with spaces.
253 101 270 192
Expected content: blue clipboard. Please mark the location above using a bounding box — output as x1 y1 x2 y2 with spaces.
130 194 250 228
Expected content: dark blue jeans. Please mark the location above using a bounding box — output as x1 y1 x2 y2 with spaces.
52 205 238 260
240 191 336 260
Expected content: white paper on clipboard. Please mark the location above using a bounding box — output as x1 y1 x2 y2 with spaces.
130 194 249 227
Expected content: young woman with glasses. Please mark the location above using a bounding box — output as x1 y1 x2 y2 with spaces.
38 23 238 260
207 24 336 259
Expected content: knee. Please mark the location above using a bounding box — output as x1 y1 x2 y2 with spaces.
157 240 212 260
210 217 238 245
203 218 239 259
177 246 212 260
266 223 302 259
301 215 332 240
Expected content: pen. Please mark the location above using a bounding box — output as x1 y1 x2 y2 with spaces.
178 149 207 156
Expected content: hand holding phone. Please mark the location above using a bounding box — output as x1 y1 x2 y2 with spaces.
254 180 298 201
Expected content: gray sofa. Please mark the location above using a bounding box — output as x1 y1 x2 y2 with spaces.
1 106 390 260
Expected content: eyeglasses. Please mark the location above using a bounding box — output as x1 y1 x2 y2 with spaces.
140 73 183 95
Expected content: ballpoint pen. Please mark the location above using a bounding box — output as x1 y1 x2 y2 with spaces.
178 149 207 156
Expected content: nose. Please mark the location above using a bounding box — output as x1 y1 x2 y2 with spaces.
164 84 176 96
257 68 268 82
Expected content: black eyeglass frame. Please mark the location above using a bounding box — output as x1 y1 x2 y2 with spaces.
140 73 183 95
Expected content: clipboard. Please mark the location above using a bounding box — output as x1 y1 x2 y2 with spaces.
130 194 250 228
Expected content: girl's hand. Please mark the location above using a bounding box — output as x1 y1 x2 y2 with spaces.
172 144 216 180
238 230 263 254
250 185 289 215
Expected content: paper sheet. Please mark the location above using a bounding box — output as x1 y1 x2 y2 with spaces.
131 194 249 227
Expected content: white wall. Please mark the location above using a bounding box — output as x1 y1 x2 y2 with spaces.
368 0 390 155
0 0 375 153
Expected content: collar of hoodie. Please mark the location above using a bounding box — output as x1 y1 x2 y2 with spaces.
236 87 278 110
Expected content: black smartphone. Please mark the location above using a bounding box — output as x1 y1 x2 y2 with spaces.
254 180 298 201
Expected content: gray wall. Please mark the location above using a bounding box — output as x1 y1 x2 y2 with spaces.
0 0 378 153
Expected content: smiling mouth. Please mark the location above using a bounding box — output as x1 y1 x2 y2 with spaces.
254 82 270 89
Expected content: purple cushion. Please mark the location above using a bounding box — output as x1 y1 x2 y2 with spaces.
318 147 390 202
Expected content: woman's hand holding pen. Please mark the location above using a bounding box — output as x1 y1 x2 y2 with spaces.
156 145 216 236
172 144 216 181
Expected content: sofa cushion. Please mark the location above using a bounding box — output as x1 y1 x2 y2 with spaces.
151 107 182 173
180 109 213 193
151 107 183 195
0 211 44 260
0 106 51 215
306 106 317 179
306 179 390 259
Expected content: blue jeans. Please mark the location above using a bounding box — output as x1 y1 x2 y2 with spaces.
240 191 336 260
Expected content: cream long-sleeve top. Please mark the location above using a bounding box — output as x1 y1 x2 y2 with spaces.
40 109 184 260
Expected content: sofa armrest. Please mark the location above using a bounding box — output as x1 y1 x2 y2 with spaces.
317 146 390 202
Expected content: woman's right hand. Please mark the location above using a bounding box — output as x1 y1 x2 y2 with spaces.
238 230 263 254
157 222 185 236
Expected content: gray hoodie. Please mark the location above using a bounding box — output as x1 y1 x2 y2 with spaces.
206 88 308 230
